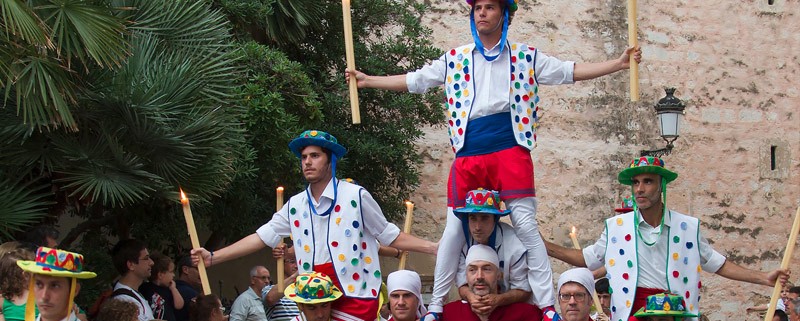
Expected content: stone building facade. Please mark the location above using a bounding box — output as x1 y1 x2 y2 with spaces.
393 1 798 320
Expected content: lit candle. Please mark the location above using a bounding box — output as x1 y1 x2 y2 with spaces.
342 0 360 124
569 226 581 250
276 186 284 211
276 186 286 290
569 225 604 315
180 189 211 294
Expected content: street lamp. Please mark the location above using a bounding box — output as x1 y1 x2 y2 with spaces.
640 88 686 157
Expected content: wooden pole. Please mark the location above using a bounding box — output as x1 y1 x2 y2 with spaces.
764 206 800 321
570 226 605 315
276 186 285 290
397 201 414 270
180 189 211 295
342 0 361 124
627 0 639 102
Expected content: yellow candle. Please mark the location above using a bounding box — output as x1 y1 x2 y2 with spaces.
342 0 360 124
398 201 415 270
180 189 211 294
276 186 286 290
569 226 581 250
627 0 639 102
569 225 605 315
276 186 284 211
764 206 800 321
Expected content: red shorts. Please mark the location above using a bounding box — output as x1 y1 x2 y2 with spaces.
314 263 379 321
447 146 535 207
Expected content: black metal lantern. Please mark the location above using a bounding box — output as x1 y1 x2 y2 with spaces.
640 88 686 157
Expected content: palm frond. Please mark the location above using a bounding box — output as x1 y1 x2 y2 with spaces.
36 0 129 68
0 178 53 241
0 0 51 46
264 0 324 45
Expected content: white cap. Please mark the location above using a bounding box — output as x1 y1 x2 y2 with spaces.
557 268 595 295
465 244 499 268
387 270 427 317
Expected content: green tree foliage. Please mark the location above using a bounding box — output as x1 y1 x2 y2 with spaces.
215 0 445 222
0 0 129 130
0 0 243 241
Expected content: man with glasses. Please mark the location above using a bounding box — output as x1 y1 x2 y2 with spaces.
556 268 595 321
441 244 541 321
229 266 270 321
111 239 155 321
263 245 300 321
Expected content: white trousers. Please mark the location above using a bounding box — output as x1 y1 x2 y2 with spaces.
427 196 554 312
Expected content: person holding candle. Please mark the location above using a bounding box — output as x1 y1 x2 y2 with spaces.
344 0 641 319
453 189 532 313
192 129 437 321
544 156 790 321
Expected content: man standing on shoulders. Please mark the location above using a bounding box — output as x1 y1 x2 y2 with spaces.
386 270 427 321
229 266 270 321
441 245 541 321
17 247 97 321
556 268 596 321
111 239 155 321
545 156 790 321
454 189 532 313
192 130 437 321
346 0 641 319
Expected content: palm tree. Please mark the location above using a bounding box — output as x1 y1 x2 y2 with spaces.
0 0 129 130
212 0 325 45
0 0 244 242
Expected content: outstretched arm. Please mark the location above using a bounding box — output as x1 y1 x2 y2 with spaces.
573 46 642 81
345 69 408 91
544 240 588 267
389 232 438 255
191 233 266 267
715 261 790 286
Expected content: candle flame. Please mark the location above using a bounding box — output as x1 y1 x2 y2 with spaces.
405 201 413 206
571 226 576 234
277 186 284 192
180 188 187 201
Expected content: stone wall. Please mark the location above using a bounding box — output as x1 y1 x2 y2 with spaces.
397 1 799 320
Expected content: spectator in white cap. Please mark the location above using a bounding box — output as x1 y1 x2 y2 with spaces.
556 268 595 321
386 270 427 321
441 244 541 321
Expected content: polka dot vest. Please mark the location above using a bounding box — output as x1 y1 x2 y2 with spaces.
287 180 382 299
605 211 701 321
444 42 540 154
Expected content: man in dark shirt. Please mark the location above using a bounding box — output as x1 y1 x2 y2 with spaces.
173 256 200 321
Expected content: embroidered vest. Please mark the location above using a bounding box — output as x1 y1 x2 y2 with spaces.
287 180 382 299
444 42 541 154
605 211 701 321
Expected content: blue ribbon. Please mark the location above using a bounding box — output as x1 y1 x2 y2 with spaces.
469 7 509 62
